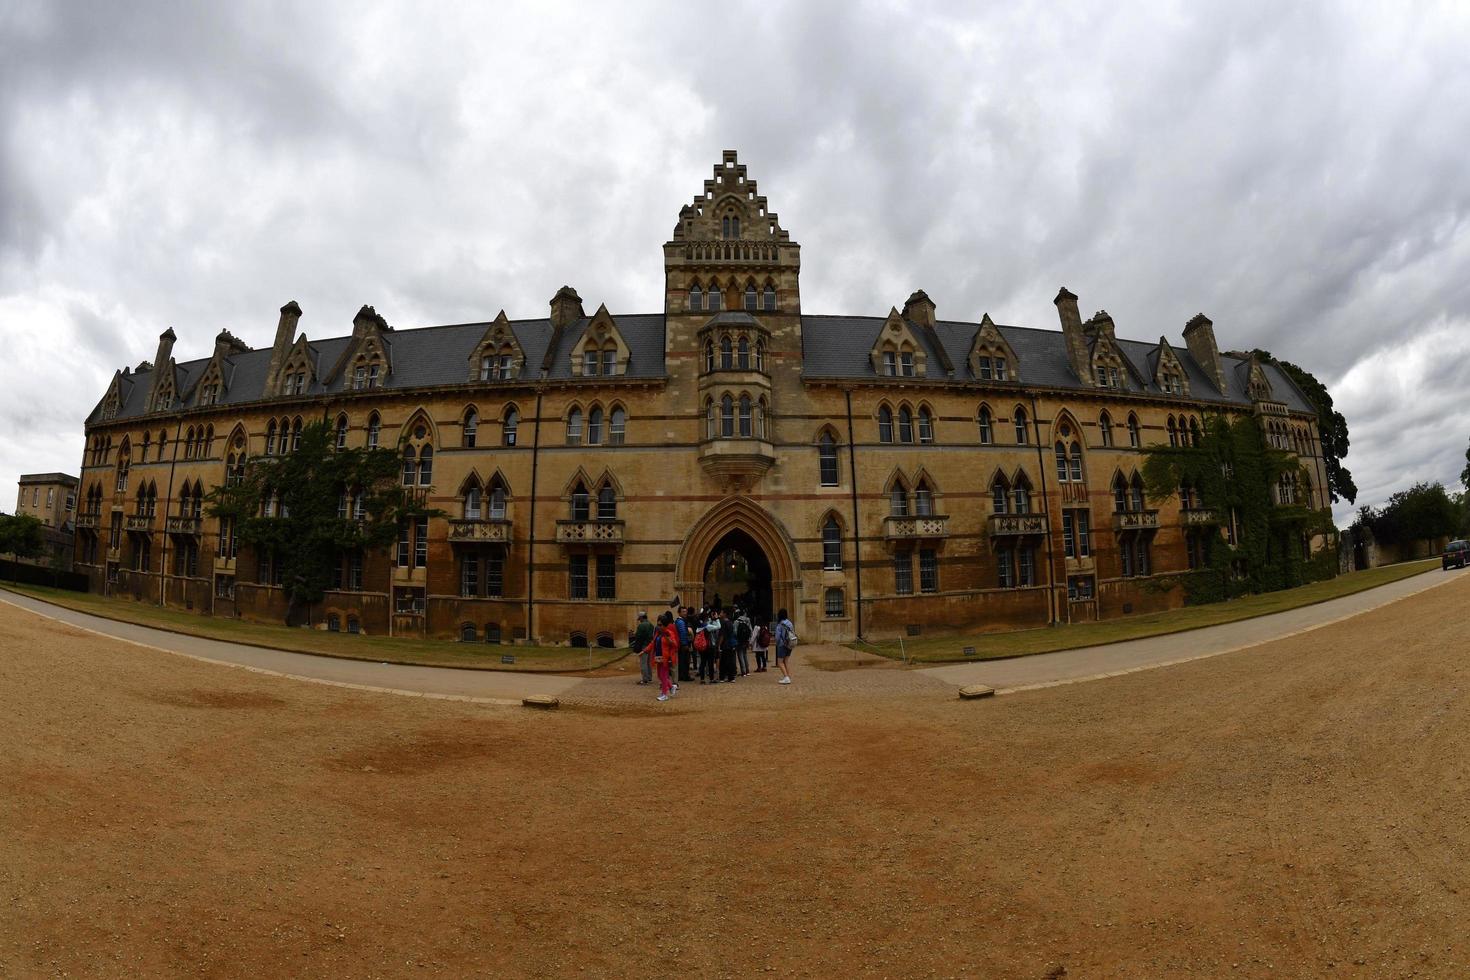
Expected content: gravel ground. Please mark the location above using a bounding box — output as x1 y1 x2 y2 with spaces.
2 576 1468 978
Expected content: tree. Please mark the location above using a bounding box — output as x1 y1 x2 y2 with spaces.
1461 437 1470 492
1353 482 1460 546
204 420 434 624
1252 349 1357 505
0 512 46 562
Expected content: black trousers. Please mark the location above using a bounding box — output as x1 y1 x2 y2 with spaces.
698 647 717 681
754 647 768 670
678 644 693 682
719 647 737 681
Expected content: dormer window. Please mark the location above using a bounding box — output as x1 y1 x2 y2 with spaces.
584 350 599 375
900 351 915 378
882 351 896 376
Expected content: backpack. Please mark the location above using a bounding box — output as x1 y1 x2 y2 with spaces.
736 619 752 644
780 620 799 649
755 626 771 649
694 629 708 654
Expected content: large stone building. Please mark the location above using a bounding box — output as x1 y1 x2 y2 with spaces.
12 472 78 570
74 151 1328 644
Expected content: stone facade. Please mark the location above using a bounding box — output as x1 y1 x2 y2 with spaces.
13 472 78 570
73 151 1331 644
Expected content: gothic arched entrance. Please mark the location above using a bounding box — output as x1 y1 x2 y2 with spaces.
675 497 799 624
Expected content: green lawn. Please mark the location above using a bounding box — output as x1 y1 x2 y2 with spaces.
852 560 1441 664
0 583 628 673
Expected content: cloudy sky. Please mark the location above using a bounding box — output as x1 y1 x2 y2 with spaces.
3 1 1468 526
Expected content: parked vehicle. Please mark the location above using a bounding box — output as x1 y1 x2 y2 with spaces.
1443 540 1470 570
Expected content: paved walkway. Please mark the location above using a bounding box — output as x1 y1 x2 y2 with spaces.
3 566 1461 705
923 565 1465 693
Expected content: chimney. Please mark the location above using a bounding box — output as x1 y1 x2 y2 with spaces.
901 289 935 328
1084 310 1116 342
352 304 390 338
214 329 251 358
1054 287 1093 385
265 300 303 395
148 328 176 406
550 285 585 331
1183 313 1226 394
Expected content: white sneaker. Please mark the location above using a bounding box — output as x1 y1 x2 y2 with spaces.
671 685 679 696
779 676 792 684
657 694 670 701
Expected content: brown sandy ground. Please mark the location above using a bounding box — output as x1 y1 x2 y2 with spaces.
2 576 1469 978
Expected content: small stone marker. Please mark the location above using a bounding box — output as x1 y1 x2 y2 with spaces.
500 654 516 665
962 646 977 657
958 684 995 700
522 695 559 710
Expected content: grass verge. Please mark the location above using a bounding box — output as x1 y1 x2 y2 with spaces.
852 560 1441 664
0 583 629 673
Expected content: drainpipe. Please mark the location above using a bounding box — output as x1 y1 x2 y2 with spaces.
525 386 545 643
844 388 864 640
1029 394 1057 625
161 418 183 608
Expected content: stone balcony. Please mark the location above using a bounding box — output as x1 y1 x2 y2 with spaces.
448 518 512 543
124 514 154 532
1113 509 1161 531
698 438 776 482
76 513 100 530
556 519 625 549
988 513 1049 537
1181 508 1219 526
166 515 202 535
883 515 950 541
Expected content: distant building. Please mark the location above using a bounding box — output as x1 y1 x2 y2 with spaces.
13 472 79 570
74 151 1330 642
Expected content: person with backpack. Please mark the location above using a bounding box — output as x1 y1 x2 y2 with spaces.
654 611 679 702
773 608 796 685
751 620 771 673
718 610 738 683
674 607 693 683
733 608 753 676
697 611 720 684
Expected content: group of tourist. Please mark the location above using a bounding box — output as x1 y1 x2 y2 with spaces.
630 601 796 702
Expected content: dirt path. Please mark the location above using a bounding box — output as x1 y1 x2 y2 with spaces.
3 576 1469 977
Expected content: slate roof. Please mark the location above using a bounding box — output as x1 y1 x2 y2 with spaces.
90 309 1311 424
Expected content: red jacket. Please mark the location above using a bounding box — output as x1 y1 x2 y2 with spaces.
652 624 679 666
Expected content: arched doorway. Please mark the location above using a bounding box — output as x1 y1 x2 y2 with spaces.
675 497 799 625
702 529 773 622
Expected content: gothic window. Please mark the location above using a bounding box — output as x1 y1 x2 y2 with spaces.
708 284 723 311
1130 473 1146 512
583 350 599 376
818 431 839 486
336 415 349 449
822 516 842 570
688 283 703 312
705 341 715 373
587 406 604 445
882 350 896 377
502 407 519 446
465 481 482 520
1189 416 1202 447
889 479 909 517
756 397 768 439
917 407 934 444
705 399 717 439
720 335 733 370
1012 473 1032 515
1055 441 1068 481
721 214 740 239
418 446 433 487
1069 441 1083 482
755 341 766 373
367 412 380 449
601 348 614 376
914 480 934 517
1099 412 1114 447
977 406 993 445
1127 414 1141 448
1112 474 1128 513
900 350 915 378
744 283 757 311
571 482 590 522
720 394 734 438
897 407 913 444
763 284 776 312
462 409 478 448
597 482 617 521
878 405 893 443
291 417 302 452
1013 406 1029 444
488 478 507 520
610 406 627 445
203 425 213 458
265 420 276 456
1167 416 1179 447
738 335 750 369
738 394 752 437
402 445 416 487
991 475 1009 514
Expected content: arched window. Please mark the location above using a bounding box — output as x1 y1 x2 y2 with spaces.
917 407 934 444
1069 441 1083 482
587 406 604 445
738 394 752 437
571 482 590 521
485 623 502 644
1099 412 1114 447
708 284 723 311
502 407 519 446
763 284 776 312
818 431 839 486
462 410 477 449
744 283 757 311
991 475 1009 514
889 480 909 517
822 516 842 570
705 399 717 440
738 335 750 369
720 394 734 438
1127 414 1141 448
265 419 276 456
824 587 845 618
897 407 914 444
878 405 894 443
1112 474 1128 512
756 397 768 439
488 478 507 520
1012 474 1032 515
566 407 583 445
291 417 302 452
367 413 380 449
1189 416 1202 447
720 335 733 370
460 623 477 642
465 480 482 520
755 341 766 373
610 406 627 445
1130 473 1146 511
418 445 433 487
1055 441 1069 481
914 480 934 517
402 445 416 486
203 425 213 457
1014 407 1029 444
336 415 349 449
704 340 715 374
978 406 994 445
1167 416 1178 447
688 282 703 312
597 483 617 521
